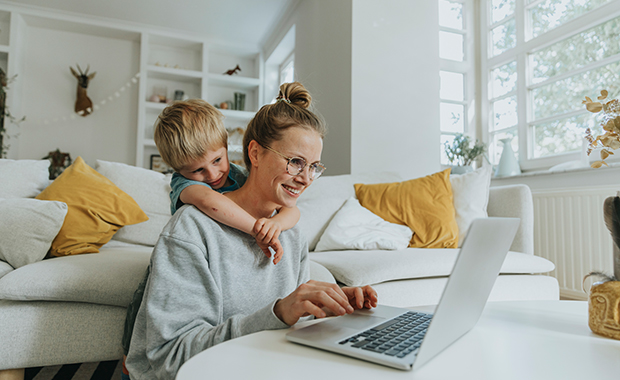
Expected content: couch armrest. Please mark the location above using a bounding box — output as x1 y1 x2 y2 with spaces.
487 184 534 255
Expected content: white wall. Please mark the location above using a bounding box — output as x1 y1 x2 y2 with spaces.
292 0 353 176
263 0 439 179
16 22 139 167
351 0 440 179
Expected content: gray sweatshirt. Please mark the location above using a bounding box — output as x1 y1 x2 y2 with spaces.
125 205 310 380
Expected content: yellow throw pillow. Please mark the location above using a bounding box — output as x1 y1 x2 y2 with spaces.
354 169 458 248
36 156 148 257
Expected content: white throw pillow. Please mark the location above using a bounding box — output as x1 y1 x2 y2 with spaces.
450 165 492 246
0 159 51 198
0 198 67 268
96 160 172 246
315 197 413 252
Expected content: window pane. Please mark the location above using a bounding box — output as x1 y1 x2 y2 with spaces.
439 0 463 29
531 113 597 158
530 0 614 38
531 16 620 84
440 31 464 61
441 134 456 165
492 0 515 24
531 61 620 120
440 103 465 133
280 60 294 85
490 130 519 164
493 96 518 130
440 71 464 101
491 61 517 98
491 18 516 56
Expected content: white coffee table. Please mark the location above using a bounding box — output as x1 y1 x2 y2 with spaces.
176 301 620 380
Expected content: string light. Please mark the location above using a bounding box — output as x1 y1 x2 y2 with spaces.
31 72 141 125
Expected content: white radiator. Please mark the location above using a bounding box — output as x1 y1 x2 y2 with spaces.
532 186 617 300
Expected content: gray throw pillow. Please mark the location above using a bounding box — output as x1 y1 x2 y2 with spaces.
0 198 68 268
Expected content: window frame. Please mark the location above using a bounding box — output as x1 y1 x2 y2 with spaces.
439 0 477 166
480 0 620 171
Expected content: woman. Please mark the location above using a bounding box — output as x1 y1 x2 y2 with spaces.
125 82 378 380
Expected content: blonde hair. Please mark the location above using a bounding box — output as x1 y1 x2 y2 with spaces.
154 99 228 172
243 82 326 169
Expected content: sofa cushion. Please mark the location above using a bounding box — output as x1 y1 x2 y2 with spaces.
0 159 50 198
450 165 492 245
35 157 149 257
310 249 555 286
298 172 403 251
96 159 172 246
315 197 412 251
0 261 13 279
354 169 459 248
0 198 67 268
0 246 152 307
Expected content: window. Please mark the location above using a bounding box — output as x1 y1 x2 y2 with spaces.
482 0 620 170
279 52 295 86
439 0 476 165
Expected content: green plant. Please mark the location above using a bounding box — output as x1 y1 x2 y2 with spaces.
0 69 25 158
444 133 487 166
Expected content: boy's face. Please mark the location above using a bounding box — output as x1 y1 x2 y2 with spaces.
179 146 231 190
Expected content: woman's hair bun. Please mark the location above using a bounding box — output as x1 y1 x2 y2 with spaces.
278 82 311 109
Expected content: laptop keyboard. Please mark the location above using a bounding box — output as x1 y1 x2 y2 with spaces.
338 311 432 358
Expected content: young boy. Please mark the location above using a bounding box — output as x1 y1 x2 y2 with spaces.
120 99 299 380
156 99 299 259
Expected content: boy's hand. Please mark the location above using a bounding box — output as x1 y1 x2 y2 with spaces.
255 236 283 265
254 218 284 264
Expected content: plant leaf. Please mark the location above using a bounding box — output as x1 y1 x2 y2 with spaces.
601 150 611 160
598 90 609 100
586 102 603 113
591 161 605 168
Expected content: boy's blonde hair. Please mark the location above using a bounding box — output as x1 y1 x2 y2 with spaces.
154 99 228 172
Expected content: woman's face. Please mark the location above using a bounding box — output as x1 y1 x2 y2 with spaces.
255 127 323 209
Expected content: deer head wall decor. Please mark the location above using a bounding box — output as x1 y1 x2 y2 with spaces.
70 64 96 117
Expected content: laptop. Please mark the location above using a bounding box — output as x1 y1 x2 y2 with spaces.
286 217 520 371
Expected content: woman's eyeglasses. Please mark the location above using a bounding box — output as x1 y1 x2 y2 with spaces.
262 145 326 180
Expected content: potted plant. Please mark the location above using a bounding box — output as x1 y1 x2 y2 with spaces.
444 133 487 174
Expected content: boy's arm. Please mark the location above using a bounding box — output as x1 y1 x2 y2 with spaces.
272 206 301 230
180 185 256 235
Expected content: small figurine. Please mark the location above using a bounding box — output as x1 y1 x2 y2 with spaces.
224 65 241 76
70 64 96 117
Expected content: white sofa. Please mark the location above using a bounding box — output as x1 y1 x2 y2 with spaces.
0 159 559 375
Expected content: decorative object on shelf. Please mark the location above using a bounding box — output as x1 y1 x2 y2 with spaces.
173 90 184 101
43 149 72 180
69 64 96 117
444 133 486 174
584 89 620 168
219 102 229 109
30 73 139 126
495 137 521 177
223 64 241 76
234 92 246 111
0 69 26 158
150 154 173 174
151 85 168 103
582 193 620 340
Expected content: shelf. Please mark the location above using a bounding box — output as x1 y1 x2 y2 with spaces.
0 44 9 53
147 65 202 82
220 109 255 120
144 139 157 147
145 101 168 110
208 73 260 89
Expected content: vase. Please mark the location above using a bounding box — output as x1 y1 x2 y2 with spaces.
448 165 473 175
495 137 521 177
588 280 620 340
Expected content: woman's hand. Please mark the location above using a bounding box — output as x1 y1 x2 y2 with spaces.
274 280 355 326
341 285 378 310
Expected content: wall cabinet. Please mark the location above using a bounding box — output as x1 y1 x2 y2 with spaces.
136 34 262 169
0 4 262 168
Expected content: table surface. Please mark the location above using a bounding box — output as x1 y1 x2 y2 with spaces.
176 301 620 380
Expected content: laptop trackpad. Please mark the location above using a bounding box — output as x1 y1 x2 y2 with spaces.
327 313 385 330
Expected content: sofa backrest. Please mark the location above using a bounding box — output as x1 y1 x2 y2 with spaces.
297 172 403 251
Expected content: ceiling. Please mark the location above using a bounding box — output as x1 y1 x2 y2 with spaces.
7 0 294 46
